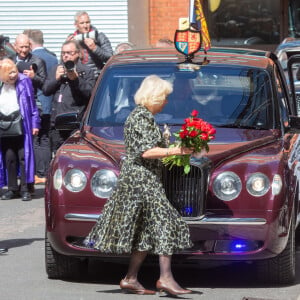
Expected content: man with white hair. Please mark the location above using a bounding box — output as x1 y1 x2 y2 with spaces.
14 33 46 95
67 11 113 78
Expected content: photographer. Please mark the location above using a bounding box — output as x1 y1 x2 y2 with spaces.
14 34 46 97
43 40 95 152
67 11 113 78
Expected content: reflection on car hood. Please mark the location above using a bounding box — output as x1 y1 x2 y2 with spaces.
86 127 280 166
196 128 280 166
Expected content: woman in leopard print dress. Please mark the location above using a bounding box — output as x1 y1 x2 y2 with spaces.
85 75 193 296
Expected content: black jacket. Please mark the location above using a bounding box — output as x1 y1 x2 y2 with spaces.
69 26 113 78
15 52 47 93
42 60 95 125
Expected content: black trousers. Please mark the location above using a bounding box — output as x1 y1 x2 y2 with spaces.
34 114 52 178
49 127 73 154
1 135 28 192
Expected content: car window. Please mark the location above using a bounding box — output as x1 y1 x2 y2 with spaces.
274 63 291 123
88 65 274 130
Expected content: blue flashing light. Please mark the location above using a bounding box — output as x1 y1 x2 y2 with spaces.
183 206 193 216
231 240 248 252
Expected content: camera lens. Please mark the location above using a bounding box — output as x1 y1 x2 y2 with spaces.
64 60 75 72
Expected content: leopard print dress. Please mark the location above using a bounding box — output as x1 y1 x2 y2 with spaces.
85 105 192 255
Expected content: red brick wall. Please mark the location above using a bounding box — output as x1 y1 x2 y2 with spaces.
149 0 189 46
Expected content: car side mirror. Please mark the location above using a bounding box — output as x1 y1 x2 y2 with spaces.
55 112 80 131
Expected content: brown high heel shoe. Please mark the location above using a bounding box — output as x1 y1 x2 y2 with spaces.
120 279 156 295
156 280 192 296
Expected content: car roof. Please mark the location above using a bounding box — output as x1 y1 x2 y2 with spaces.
108 47 272 70
275 39 300 52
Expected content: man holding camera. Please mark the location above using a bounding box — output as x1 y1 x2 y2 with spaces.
43 40 95 152
14 34 46 96
67 11 113 78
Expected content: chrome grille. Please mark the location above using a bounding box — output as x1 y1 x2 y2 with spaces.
297 94 300 115
162 164 209 219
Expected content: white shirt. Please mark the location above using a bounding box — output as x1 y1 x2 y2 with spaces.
0 83 20 115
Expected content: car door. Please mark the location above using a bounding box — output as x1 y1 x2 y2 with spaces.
287 54 300 116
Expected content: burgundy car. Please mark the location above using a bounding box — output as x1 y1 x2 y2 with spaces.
45 47 300 285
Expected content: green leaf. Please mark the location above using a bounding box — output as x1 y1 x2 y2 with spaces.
184 164 191 174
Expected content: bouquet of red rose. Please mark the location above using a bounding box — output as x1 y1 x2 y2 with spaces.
162 110 216 174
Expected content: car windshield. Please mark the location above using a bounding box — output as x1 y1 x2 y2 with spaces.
88 64 274 130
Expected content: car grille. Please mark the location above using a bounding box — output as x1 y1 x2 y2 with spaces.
162 163 210 219
297 94 300 115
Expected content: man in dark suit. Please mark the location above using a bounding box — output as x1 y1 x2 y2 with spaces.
23 30 58 184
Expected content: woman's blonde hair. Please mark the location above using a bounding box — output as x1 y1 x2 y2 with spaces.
134 75 173 106
0 58 18 83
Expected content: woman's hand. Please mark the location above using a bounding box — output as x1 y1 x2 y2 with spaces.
142 146 194 159
173 145 194 156
32 128 39 136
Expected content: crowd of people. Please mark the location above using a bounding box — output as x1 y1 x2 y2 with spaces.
0 9 173 202
0 11 114 201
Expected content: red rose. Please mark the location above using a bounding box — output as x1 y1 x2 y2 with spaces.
189 130 198 137
191 110 198 117
201 133 209 140
208 128 216 135
179 130 188 139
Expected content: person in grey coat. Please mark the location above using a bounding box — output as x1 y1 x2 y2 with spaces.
67 11 113 78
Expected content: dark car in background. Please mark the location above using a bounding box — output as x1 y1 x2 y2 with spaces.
275 37 300 70
45 47 300 285
275 38 300 114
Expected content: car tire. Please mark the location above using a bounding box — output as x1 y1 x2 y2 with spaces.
45 234 87 279
254 211 295 285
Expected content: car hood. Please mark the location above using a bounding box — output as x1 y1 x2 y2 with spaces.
86 127 282 167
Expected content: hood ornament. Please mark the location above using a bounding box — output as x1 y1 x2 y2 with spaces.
163 124 171 147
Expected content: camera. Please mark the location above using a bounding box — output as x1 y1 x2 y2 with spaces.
73 30 97 41
16 61 38 73
0 35 9 46
64 60 75 72
0 35 15 60
61 60 76 80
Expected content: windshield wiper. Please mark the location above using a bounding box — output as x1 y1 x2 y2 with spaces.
217 123 267 130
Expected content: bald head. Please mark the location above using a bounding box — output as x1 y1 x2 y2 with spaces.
14 33 31 60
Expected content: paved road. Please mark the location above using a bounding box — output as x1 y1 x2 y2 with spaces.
1 184 300 300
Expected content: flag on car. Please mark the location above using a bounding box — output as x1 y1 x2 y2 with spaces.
190 0 211 52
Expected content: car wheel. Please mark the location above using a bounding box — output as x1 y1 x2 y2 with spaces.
45 234 87 279
254 212 295 285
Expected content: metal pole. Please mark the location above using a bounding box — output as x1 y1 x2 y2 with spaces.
189 0 195 24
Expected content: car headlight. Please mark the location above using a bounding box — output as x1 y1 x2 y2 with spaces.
213 171 242 201
53 169 63 190
246 173 270 197
64 169 87 192
272 174 282 195
91 169 117 198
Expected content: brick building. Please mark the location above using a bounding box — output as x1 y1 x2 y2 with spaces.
128 0 190 48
